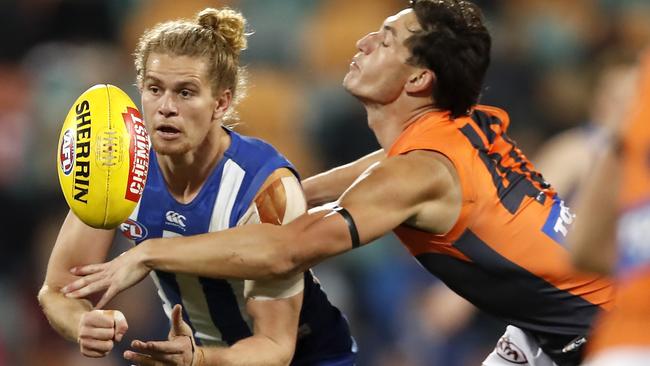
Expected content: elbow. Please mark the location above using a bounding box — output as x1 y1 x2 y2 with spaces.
37 284 52 309
266 229 306 280
267 248 302 280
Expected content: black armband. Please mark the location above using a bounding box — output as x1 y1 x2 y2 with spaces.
332 206 361 249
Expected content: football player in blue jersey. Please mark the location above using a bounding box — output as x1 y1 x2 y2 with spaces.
38 7 356 366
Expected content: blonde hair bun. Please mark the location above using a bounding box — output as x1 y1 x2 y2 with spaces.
197 7 247 53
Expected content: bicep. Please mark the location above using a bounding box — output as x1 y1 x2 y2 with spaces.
337 150 456 243
44 210 115 289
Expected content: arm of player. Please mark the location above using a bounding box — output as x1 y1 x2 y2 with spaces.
37 211 127 357
145 150 457 278
125 293 301 366
568 139 622 274
302 149 384 207
197 167 304 364
64 150 458 292
203 293 301 366
124 169 305 366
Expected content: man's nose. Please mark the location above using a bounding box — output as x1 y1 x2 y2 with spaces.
356 32 377 54
158 92 178 117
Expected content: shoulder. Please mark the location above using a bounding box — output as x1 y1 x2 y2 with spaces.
228 130 296 174
234 131 282 156
253 168 305 225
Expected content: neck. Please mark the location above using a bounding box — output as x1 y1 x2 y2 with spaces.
365 97 438 150
156 125 230 203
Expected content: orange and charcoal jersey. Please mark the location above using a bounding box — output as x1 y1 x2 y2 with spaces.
587 50 650 356
387 105 614 340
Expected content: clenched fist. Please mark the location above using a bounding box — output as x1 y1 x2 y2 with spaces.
78 309 128 357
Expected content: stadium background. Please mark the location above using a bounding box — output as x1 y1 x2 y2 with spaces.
0 0 649 365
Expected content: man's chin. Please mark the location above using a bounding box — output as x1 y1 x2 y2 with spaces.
342 78 359 98
152 141 187 157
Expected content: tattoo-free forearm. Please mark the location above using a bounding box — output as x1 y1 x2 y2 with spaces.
140 210 351 281
141 222 300 280
303 149 384 207
198 335 293 366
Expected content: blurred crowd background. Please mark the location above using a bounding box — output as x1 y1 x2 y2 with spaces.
1 0 649 365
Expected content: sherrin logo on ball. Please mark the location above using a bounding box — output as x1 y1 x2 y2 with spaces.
56 84 150 229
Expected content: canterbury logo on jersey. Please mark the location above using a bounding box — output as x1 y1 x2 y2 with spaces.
165 210 187 229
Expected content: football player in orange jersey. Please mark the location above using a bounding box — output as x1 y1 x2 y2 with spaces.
63 1 614 365
570 50 650 366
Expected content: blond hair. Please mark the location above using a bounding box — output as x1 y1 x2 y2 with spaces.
134 7 248 113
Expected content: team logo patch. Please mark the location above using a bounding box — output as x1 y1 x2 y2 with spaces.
165 210 187 230
496 336 528 364
119 219 148 240
59 128 76 176
542 198 575 245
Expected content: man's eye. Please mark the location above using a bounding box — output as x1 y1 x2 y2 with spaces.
148 86 160 94
180 90 193 98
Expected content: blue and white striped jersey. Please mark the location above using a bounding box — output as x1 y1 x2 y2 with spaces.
119 128 355 363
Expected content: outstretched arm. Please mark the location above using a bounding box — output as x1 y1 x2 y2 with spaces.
64 151 459 299
144 150 456 279
302 149 384 207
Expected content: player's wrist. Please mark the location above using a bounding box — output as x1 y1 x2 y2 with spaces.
192 345 206 366
137 239 157 270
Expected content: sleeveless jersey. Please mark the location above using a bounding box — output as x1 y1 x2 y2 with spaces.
120 128 354 364
587 51 650 356
387 106 614 339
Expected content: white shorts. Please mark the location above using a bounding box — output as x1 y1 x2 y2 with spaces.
482 326 559 366
582 347 650 366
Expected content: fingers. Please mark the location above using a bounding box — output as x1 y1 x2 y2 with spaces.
77 309 130 358
124 338 192 365
70 263 104 276
131 339 185 355
170 304 193 337
95 286 118 310
79 325 115 340
170 304 183 336
124 350 158 365
79 338 115 358
107 310 129 342
78 310 124 358
62 272 109 298
124 350 179 365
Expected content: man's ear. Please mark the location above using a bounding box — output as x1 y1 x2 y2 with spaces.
212 89 233 121
405 69 435 94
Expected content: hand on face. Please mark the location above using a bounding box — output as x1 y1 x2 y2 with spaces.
78 309 128 358
62 245 151 309
124 304 199 366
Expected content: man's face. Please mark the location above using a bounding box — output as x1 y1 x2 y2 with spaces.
343 9 421 104
141 53 219 156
